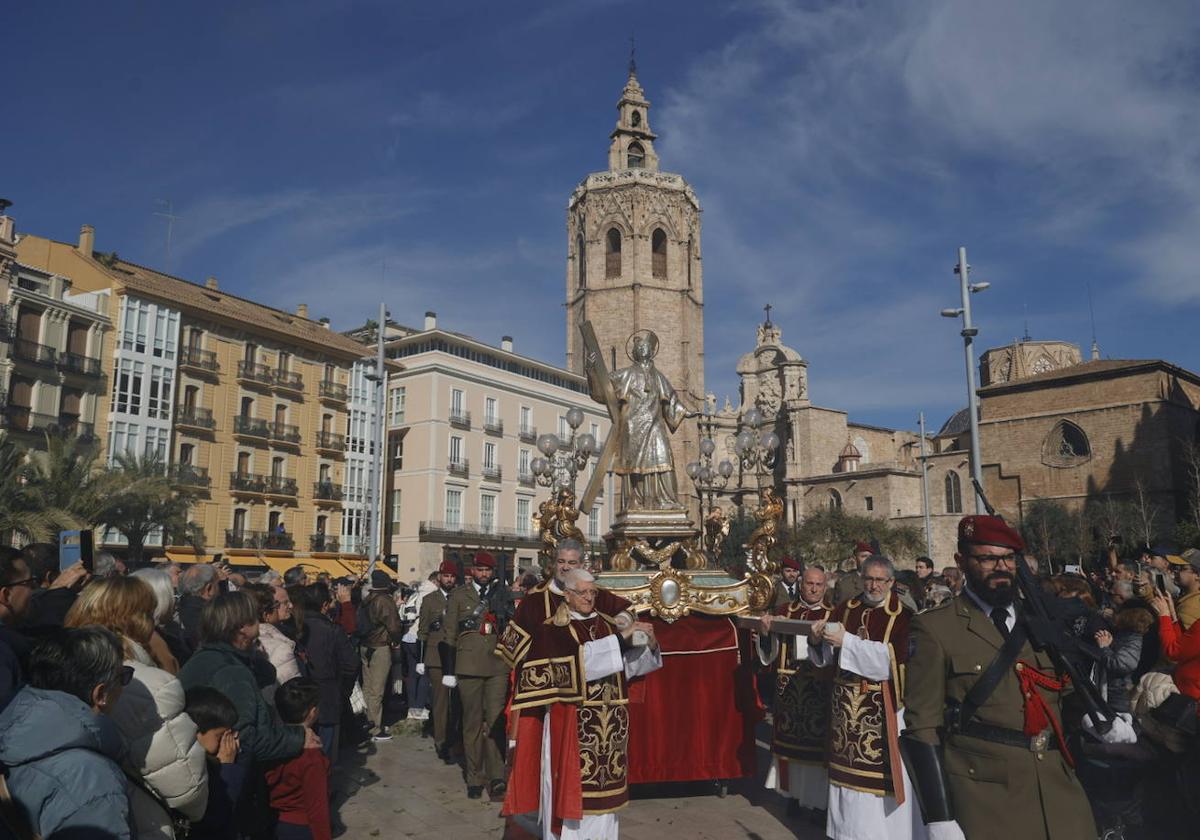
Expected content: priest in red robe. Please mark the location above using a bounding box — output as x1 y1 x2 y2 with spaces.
757 561 834 821
502 568 662 840
810 555 922 840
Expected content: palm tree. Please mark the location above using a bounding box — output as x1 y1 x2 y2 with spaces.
0 433 55 543
23 431 105 530
95 453 202 566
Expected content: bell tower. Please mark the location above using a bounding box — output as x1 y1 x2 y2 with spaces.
565 62 706 517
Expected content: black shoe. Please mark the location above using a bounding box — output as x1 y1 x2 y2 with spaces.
786 799 802 817
435 745 449 760
467 785 484 799
489 779 507 799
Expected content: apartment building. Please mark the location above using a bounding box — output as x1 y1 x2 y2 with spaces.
16 224 375 573
1 210 111 449
357 312 613 580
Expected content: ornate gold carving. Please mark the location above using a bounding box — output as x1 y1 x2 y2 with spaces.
534 488 587 565
745 487 784 576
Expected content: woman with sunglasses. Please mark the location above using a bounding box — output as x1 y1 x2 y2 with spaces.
65 576 210 839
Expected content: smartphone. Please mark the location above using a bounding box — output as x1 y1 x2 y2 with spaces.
59 529 94 572
1156 573 1168 595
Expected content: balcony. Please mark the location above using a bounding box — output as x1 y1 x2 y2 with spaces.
12 338 56 367
175 405 216 431
449 409 471 430
315 430 346 453
518 425 537 443
313 481 344 502
179 346 219 374
58 351 102 377
272 369 304 393
318 379 348 403
264 475 299 497
309 534 340 553
225 529 294 551
170 464 211 488
236 361 274 387
1 406 92 438
229 471 268 494
482 464 502 483
518 471 536 487
233 415 270 439
448 459 469 478
419 520 541 545
269 421 302 447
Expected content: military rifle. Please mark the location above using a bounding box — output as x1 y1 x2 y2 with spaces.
970 478 1114 734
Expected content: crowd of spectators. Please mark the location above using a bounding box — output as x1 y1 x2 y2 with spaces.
0 544 422 840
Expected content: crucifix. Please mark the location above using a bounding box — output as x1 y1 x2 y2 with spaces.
763 303 773 325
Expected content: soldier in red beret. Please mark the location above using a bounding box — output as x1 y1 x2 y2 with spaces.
770 555 805 608
903 515 1095 840
444 551 513 799
416 559 461 763
833 540 877 605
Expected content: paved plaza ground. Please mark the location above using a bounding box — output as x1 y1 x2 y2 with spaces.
333 717 824 839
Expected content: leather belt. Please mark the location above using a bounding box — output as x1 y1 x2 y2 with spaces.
954 720 1057 752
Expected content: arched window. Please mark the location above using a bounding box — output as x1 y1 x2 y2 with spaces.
945 471 963 514
652 228 667 278
1042 419 1092 467
631 110 641 127
627 141 645 169
829 489 843 511
576 234 586 288
606 228 622 278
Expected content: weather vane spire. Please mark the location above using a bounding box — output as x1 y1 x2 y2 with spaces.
628 35 637 77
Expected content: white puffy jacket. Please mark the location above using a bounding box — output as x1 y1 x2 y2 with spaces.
113 641 209 838
258 621 302 700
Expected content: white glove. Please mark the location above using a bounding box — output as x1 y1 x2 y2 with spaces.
415 663 426 676
442 675 458 688
1082 711 1137 744
926 820 967 840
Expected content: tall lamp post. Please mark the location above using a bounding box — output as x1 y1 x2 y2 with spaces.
940 247 989 514
734 407 780 490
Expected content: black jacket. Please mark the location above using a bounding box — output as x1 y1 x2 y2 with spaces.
302 614 357 724
178 594 207 650
159 617 194 666
0 625 28 714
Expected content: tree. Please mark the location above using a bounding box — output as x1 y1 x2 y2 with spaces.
0 434 56 544
780 507 925 569
1129 476 1162 548
23 431 106 529
95 454 201 566
1020 498 1074 574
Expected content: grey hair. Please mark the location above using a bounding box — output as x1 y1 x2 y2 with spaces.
563 568 595 591
27 626 124 706
861 555 896 580
556 538 585 558
93 550 120 577
179 563 217 596
257 569 283 586
283 565 308 587
1112 580 1134 598
130 568 176 624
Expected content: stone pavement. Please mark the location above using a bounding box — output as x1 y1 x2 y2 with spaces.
333 718 825 839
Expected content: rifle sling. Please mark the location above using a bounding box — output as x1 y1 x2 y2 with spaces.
957 613 1028 727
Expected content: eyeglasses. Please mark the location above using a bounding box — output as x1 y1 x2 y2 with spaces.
1 577 36 590
567 589 597 600
966 553 1018 569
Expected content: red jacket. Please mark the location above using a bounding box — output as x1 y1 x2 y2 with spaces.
265 747 331 840
1157 615 1200 709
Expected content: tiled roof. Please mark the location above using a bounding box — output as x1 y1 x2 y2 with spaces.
104 256 369 359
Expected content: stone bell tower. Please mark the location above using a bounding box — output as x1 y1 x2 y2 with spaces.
565 61 706 516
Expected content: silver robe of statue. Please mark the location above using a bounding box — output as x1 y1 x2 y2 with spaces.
589 331 687 511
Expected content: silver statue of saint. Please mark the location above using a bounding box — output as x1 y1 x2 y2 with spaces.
585 329 689 511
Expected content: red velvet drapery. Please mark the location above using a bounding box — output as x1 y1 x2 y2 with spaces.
627 614 762 783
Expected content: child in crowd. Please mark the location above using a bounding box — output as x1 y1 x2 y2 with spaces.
266 677 332 840
185 687 246 840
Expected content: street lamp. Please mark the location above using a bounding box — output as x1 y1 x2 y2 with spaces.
530 408 597 494
733 407 780 487
940 246 986 514
686 411 735 560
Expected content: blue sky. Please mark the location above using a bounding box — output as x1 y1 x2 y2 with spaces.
7 1 1200 432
